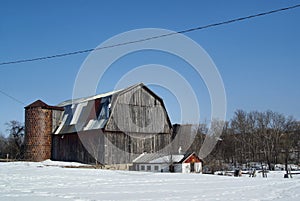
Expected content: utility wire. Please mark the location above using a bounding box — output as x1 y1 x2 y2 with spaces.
0 3 299 66
0 89 25 105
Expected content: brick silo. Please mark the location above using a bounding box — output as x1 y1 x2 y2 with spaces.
24 100 63 162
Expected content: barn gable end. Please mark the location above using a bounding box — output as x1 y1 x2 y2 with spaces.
105 83 171 134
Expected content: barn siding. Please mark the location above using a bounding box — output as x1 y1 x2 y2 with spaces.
52 131 171 165
105 87 170 134
51 131 100 164
103 131 171 164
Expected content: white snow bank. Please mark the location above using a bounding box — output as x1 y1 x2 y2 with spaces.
0 161 300 201
0 160 91 168
41 159 91 167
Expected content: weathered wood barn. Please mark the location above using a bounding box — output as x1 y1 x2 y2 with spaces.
25 83 173 166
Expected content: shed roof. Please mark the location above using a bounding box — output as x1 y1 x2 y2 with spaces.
133 152 200 164
133 152 167 163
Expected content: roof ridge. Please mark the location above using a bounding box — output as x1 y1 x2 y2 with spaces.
57 83 144 107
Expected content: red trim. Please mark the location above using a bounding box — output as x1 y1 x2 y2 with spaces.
183 153 202 163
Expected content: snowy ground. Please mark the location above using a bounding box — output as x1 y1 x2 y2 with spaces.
0 161 299 201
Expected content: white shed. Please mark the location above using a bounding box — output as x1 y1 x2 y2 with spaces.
132 152 202 173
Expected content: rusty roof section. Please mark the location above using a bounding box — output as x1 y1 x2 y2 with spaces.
25 100 64 111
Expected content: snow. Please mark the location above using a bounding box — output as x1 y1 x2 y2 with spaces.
0 161 300 201
41 159 91 167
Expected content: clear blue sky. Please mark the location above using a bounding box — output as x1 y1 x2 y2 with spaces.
1 0 300 135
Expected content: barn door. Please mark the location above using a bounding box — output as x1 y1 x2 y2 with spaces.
190 162 195 172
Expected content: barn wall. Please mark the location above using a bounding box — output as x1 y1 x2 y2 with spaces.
134 163 184 173
51 130 104 164
104 132 132 164
195 162 202 173
105 87 171 134
52 130 171 165
182 163 191 173
104 131 171 164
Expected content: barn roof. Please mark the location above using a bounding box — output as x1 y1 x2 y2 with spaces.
54 83 172 134
57 89 122 107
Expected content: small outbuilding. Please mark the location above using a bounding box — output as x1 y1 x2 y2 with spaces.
132 152 202 173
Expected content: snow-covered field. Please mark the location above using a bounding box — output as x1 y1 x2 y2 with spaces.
0 161 299 201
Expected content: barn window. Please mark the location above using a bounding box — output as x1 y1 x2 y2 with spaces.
154 166 159 171
141 165 145 170
147 166 151 171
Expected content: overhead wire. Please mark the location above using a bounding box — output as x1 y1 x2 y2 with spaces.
0 89 25 105
0 4 299 66
1 4 300 105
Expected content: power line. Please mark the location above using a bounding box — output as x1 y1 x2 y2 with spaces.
0 89 25 105
0 4 299 66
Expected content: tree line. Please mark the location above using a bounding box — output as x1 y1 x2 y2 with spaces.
1 109 299 169
188 110 300 172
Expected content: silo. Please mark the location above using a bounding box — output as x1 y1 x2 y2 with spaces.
24 100 63 162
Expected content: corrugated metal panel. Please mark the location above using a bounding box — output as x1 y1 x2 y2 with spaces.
54 114 68 134
133 153 186 164
94 119 108 129
70 102 88 125
55 95 112 134
59 125 77 134
133 153 165 163
83 119 108 131
64 105 75 125
83 119 96 131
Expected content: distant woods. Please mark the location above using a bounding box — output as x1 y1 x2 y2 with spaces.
0 120 25 160
189 110 300 171
0 109 299 167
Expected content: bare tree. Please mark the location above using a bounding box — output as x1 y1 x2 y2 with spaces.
268 111 287 165
0 133 8 159
281 116 298 178
5 121 24 159
231 110 260 165
196 109 299 174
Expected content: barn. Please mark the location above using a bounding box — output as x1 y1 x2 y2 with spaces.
24 83 172 166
